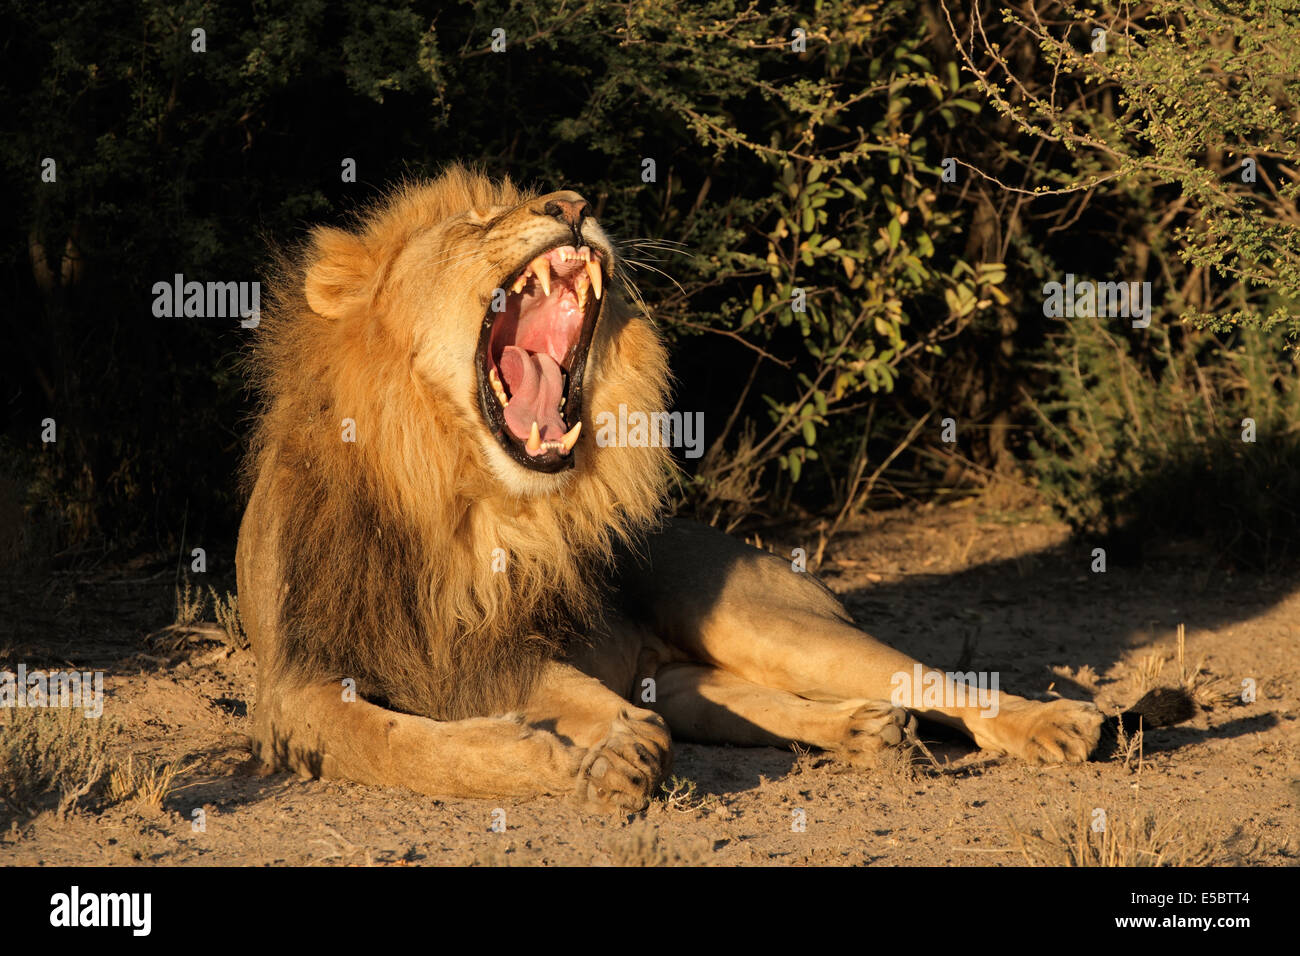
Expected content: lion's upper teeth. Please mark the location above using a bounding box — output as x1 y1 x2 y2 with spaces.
533 257 551 296
505 244 601 314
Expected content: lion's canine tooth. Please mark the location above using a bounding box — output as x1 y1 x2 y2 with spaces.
533 257 551 296
559 420 582 454
526 421 542 454
585 260 602 300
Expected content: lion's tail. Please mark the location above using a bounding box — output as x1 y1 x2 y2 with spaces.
1091 686 1197 760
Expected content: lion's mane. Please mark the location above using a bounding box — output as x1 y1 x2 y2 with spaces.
243 167 673 720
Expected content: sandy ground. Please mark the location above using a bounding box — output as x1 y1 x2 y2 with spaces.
2 500 1297 866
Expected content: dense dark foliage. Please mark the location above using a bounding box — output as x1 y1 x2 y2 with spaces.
3 0 1297 569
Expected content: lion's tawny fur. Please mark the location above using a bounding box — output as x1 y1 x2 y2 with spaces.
243 166 673 720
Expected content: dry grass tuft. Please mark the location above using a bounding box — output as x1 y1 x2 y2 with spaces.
147 578 248 652
1114 714 1145 774
1173 623 1236 710
175 577 206 626
107 753 197 812
787 741 820 775
1133 651 1167 695
1051 663 1100 693
1128 623 1234 710
0 708 116 820
208 588 249 650
1008 802 1243 867
657 775 717 814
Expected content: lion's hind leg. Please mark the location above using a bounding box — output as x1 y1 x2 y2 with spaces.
650 663 915 768
628 520 1104 764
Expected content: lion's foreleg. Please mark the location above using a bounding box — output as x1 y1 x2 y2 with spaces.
256 682 581 799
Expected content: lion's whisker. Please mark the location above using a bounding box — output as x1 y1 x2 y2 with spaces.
624 241 689 251
621 256 688 298
614 262 653 318
623 239 690 255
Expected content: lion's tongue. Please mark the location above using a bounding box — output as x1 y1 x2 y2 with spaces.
500 346 567 445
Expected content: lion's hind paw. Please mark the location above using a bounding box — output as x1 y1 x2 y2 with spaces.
832 699 918 768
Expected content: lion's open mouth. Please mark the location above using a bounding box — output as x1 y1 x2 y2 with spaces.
476 242 606 472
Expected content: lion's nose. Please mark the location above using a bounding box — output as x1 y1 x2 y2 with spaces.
543 197 590 234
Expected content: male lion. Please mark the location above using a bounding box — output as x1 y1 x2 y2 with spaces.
237 165 1108 811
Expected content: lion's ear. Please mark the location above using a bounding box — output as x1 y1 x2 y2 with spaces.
304 226 379 319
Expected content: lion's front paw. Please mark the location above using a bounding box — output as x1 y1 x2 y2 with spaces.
832 699 917 768
977 697 1104 764
575 708 672 812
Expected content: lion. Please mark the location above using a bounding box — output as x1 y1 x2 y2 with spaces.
237 165 1115 812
